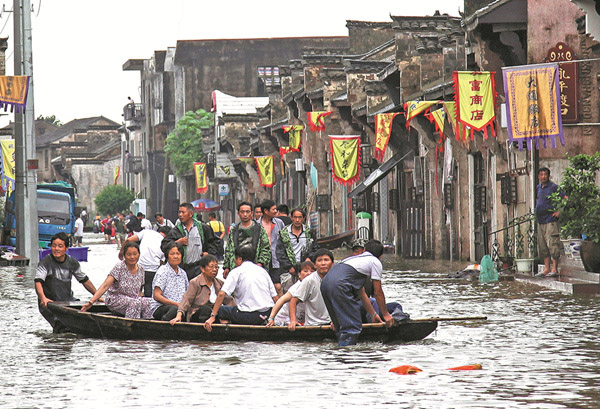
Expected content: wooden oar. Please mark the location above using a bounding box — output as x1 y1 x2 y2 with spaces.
411 316 487 322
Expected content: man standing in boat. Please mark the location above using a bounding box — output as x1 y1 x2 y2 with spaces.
34 232 99 333
258 199 286 296
223 201 271 278
320 240 394 346
161 203 219 281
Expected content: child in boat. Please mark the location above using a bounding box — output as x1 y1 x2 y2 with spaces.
287 249 333 330
266 260 315 326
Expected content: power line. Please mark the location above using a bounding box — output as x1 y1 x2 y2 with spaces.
0 15 10 36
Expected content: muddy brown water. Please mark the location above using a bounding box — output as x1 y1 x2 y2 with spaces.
1 233 599 408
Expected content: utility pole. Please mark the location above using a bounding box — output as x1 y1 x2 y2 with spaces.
13 0 38 263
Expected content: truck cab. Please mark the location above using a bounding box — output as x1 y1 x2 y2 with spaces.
3 183 76 248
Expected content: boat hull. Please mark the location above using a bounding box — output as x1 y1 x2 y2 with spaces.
47 302 437 343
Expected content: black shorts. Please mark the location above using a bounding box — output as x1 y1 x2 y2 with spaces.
268 267 282 284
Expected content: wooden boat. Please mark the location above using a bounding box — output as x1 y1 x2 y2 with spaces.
47 302 438 343
317 230 356 250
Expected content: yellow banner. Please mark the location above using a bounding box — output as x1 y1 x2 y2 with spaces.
330 135 360 185
0 76 30 112
0 139 15 193
255 156 275 187
502 63 564 149
374 113 399 161
237 156 254 165
113 166 120 185
194 162 208 193
307 111 332 132
282 125 304 151
453 71 496 139
404 101 439 129
428 108 445 138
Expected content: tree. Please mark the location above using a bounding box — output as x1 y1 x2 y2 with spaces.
36 114 62 126
94 185 135 215
164 109 213 177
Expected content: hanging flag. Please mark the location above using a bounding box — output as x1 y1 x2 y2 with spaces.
502 63 564 150
404 101 440 130
307 111 332 132
427 108 446 140
194 162 208 193
0 139 15 193
282 125 304 151
374 113 399 161
237 156 255 165
113 166 120 185
0 76 30 112
310 161 318 189
329 135 361 185
453 71 497 140
255 156 275 187
279 147 293 156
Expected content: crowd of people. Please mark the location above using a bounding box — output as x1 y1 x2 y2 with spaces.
36 200 402 346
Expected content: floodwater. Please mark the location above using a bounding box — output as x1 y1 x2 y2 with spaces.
1 233 599 408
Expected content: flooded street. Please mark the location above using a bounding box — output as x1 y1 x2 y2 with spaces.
1 233 599 408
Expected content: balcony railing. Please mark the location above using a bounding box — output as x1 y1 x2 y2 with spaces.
124 155 145 174
123 103 144 122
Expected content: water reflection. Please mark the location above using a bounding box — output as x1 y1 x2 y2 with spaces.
0 235 599 408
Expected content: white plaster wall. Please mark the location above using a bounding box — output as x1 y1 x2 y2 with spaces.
70 158 121 217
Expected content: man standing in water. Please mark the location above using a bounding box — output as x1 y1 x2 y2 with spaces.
34 232 98 333
320 240 394 346
535 167 563 278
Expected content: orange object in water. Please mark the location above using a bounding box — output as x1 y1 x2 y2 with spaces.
389 365 423 375
447 364 482 371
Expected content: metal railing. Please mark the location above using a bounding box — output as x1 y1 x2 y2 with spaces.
487 212 537 262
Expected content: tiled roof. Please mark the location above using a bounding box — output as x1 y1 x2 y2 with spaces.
36 116 120 148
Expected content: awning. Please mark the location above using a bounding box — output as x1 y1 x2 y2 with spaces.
348 150 413 199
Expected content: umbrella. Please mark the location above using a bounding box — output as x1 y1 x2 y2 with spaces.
356 211 372 219
191 198 221 212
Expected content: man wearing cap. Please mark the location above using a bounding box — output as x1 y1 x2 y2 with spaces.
350 238 367 256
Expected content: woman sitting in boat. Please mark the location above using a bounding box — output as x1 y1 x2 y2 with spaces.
169 254 234 325
81 241 153 319
265 260 314 327
150 242 189 321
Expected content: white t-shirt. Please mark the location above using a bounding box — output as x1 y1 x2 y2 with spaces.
340 251 383 281
293 272 330 325
74 218 84 237
141 218 153 230
274 280 305 325
135 229 165 272
221 261 277 312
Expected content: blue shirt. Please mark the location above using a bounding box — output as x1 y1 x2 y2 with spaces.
536 181 559 224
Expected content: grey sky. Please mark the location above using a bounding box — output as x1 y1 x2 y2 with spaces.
1 0 463 127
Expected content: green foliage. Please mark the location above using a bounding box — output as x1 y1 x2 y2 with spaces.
94 185 135 215
165 109 213 177
37 114 62 126
550 153 600 243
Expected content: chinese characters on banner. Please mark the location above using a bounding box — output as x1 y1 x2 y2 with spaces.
0 139 15 193
329 135 361 185
255 156 275 187
547 42 578 123
403 101 440 130
307 111 332 132
502 63 564 150
0 76 30 112
453 71 497 140
194 162 208 193
282 125 304 151
374 113 399 161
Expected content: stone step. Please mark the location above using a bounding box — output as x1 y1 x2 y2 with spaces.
536 264 600 283
516 273 599 295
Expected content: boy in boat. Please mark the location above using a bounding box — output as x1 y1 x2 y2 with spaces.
204 245 278 331
287 249 334 330
34 232 99 333
320 240 394 346
277 208 319 294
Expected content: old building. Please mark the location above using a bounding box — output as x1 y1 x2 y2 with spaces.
34 116 121 215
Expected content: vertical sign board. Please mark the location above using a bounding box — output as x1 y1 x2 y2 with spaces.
547 42 578 124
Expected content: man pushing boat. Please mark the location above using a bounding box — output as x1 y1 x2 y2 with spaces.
320 239 394 346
